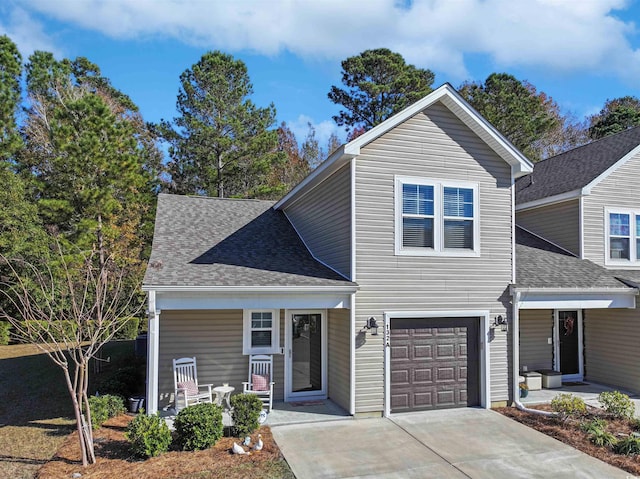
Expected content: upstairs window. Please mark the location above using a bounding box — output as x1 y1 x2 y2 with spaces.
606 209 640 264
396 177 479 256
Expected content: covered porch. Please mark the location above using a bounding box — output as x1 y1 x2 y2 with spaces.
145 287 357 417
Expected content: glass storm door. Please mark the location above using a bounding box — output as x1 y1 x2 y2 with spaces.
285 311 327 401
554 310 583 381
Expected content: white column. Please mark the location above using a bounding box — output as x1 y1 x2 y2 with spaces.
146 290 160 415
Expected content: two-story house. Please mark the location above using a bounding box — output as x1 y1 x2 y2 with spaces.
142 84 535 417
514 127 640 392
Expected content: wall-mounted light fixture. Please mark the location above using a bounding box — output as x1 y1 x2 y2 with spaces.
366 317 379 335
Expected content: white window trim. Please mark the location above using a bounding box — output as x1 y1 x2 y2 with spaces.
243 309 280 355
394 176 480 256
605 207 640 266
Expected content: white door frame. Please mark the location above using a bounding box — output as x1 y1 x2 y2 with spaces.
553 309 584 381
284 309 328 401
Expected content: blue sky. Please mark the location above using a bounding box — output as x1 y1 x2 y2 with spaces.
2 0 640 147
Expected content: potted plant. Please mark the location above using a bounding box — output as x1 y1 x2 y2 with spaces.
519 382 529 398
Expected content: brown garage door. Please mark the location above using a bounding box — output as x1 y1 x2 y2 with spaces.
390 317 480 412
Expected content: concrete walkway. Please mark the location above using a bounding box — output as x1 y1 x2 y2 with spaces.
272 408 629 479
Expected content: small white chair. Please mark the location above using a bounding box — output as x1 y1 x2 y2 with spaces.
242 354 275 412
172 357 214 412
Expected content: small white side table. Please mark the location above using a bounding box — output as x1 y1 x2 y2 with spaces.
213 385 234 410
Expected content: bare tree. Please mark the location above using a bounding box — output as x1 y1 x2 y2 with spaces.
0 244 144 466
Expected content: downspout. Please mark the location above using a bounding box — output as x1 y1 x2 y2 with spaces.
511 289 555 417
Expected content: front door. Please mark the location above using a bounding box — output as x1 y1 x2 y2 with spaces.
285 310 327 401
554 310 583 381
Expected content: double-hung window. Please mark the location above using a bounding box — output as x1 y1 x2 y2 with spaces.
395 177 479 256
606 209 640 264
243 309 279 355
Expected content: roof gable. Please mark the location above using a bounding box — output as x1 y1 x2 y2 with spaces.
516 126 640 206
276 83 533 210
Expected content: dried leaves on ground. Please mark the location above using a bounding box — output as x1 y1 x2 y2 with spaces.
497 405 640 476
37 415 294 479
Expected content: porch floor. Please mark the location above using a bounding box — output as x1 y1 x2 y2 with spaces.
520 381 640 417
160 398 351 430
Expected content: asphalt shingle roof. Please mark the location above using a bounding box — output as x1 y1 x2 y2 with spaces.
143 194 355 288
515 126 640 204
515 227 633 290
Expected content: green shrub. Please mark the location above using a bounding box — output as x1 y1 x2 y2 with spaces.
599 390 636 419
230 393 263 438
551 393 587 421
630 417 640 431
125 410 172 458
88 394 126 429
0 321 10 345
22 320 77 341
589 429 617 448
614 434 640 456
579 417 607 435
174 403 223 451
95 361 145 399
113 317 141 340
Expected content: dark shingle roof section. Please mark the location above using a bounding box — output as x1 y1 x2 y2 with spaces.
515 227 632 290
516 126 640 204
143 194 355 288
609 270 640 288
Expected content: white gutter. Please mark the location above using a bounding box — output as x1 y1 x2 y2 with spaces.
142 285 359 293
511 286 638 295
511 290 556 417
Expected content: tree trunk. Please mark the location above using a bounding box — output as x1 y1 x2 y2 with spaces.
63 367 89 466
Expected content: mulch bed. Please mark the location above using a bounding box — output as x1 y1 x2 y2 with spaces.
37 415 291 479
496 405 640 475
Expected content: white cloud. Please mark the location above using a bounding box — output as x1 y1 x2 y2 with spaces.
0 6 63 58
14 0 640 83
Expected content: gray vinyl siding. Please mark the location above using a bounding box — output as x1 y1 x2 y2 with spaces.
519 309 553 372
584 307 640 393
354 101 513 412
516 200 580 255
583 150 640 267
284 164 352 278
158 310 284 409
327 308 351 412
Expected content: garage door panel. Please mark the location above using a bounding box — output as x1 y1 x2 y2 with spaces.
390 317 480 412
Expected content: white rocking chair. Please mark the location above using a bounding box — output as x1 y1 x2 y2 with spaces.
173 357 214 412
242 354 275 412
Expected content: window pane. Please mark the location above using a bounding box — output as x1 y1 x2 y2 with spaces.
637 239 640 260
610 237 630 259
251 331 272 348
610 213 630 236
444 220 473 249
444 187 473 217
403 217 434 248
403 183 433 215
636 216 640 236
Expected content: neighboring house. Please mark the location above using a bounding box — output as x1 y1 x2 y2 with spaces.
514 127 640 392
143 83 536 417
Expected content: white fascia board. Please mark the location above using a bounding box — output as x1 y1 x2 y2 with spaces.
511 287 637 310
142 284 358 293
515 189 582 211
582 143 640 195
154 289 353 311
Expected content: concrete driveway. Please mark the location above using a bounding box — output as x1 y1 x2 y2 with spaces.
271 408 628 478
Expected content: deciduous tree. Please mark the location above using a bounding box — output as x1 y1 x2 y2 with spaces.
328 48 434 133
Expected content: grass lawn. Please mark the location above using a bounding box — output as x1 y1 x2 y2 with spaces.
0 342 294 479
0 343 76 479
